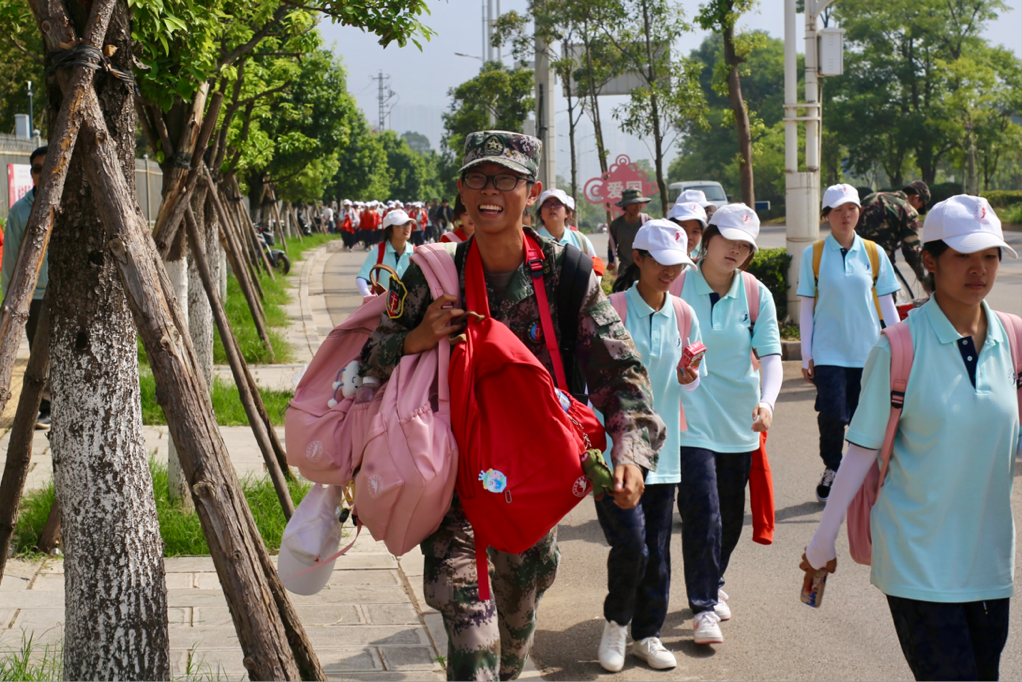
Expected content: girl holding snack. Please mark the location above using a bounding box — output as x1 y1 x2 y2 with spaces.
596 220 702 673
801 195 1020 681
355 209 415 298
673 204 783 646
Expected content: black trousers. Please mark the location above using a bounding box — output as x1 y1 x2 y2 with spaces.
887 595 1010 681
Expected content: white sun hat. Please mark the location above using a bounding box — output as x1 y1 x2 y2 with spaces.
537 188 570 209
822 183 860 210
677 189 714 209
382 209 414 229
709 203 759 252
667 201 708 227
633 219 695 268
922 195 1017 258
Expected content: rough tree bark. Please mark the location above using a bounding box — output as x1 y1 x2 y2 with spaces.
43 0 170 677
164 230 192 509
723 22 755 207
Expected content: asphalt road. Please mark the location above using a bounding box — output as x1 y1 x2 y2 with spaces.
323 231 1022 681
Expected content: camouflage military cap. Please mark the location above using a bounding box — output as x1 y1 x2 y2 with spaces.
903 181 931 207
459 131 542 178
615 188 651 207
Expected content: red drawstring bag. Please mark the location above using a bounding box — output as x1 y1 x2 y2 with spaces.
749 431 774 545
450 232 606 600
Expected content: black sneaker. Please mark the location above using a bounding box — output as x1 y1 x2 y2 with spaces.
816 468 837 502
35 412 51 430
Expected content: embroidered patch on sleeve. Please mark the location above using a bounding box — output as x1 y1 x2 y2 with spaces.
386 276 408 319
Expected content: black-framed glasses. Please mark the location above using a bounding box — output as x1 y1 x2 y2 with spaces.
31 165 43 174
461 171 528 191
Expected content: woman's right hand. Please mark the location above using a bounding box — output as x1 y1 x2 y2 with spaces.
799 550 837 593
801 359 815 385
402 294 465 355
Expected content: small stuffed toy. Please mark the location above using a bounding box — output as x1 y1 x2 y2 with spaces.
581 449 614 498
329 360 362 408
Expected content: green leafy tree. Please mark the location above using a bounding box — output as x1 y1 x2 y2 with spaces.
401 130 432 154
0 0 44 135
441 61 535 161
330 114 391 200
379 130 441 200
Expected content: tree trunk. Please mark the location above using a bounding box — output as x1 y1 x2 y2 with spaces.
45 1 170 677
164 233 192 510
188 187 216 385
723 24 755 207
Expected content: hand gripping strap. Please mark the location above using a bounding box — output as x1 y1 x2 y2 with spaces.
877 321 915 496
410 244 461 409
994 311 1022 424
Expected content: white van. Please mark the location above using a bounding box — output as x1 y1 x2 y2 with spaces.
667 181 728 208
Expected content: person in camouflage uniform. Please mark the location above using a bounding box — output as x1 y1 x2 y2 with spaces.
360 130 666 681
855 181 931 292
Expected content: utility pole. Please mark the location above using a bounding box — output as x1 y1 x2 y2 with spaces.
534 34 556 188
27 81 33 131
374 71 396 131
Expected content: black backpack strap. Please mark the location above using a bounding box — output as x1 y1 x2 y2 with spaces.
556 244 594 399
454 238 471 274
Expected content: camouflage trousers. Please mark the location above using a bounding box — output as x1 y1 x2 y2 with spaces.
422 501 560 681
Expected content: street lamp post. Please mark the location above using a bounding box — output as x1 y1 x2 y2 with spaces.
783 0 835 321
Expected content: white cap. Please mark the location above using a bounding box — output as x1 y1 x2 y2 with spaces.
342 199 352 206
922 195 1017 258
633 219 696 268
382 209 414 229
667 201 708 227
565 194 576 210
822 183 860 210
709 203 759 251
678 189 713 208
537 188 570 209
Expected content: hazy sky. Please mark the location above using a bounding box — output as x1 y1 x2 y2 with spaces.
320 0 1022 181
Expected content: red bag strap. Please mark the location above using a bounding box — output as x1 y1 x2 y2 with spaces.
464 239 491 317
877 321 914 494
994 311 1022 424
376 241 386 265
524 232 569 389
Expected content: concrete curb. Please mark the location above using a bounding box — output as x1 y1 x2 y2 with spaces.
294 242 340 361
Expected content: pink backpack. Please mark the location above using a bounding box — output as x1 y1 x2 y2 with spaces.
846 311 1022 565
608 291 694 431
670 269 761 369
284 243 460 556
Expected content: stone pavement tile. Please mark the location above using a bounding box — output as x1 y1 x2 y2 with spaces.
27 573 63 591
1 558 42 582
364 603 418 625
396 552 424 578
38 560 63 574
422 613 447 653
169 625 240 650
327 673 444 682
0 574 31 592
0 590 71 608
170 648 247 680
2 624 63 646
165 572 194 590
168 606 191 625
303 625 428 647
164 556 216 572
324 569 401 587
315 646 383 673
293 603 362 626
194 572 229 590
0 610 16 629
378 645 437 671
191 606 235 628
166 588 229 608
11 608 64 630
289 584 411 605
331 553 398 570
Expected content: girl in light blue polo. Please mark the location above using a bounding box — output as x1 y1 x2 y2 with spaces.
595 220 701 674
798 184 900 503
802 195 1021 681
355 209 415 298
676 204 783 646
535 188 600 259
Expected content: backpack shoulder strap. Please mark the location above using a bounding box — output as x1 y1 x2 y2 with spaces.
608 292 627 325
376 241 386 265
671 295 692 343
877 321 914 492
811 239 825 288
741 271 760 325
454 238 471 274
994 311 1022 424
668 270 687 298
862 238 885 325
556 244 594 397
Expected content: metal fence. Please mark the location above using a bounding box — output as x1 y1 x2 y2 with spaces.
1 134 164 224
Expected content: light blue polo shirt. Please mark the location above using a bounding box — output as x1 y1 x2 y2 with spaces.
356 241 414 290
596 286 703 483
679 266 782 453
538 226 598 258
847 298 1018 602
797 234 900 368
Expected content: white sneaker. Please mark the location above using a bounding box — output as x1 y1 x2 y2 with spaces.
693 611 723 645
598 620 628 672
632 637 676 670
715 588 731 621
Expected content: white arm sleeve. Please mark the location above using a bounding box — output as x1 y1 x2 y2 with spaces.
758 353 783 410
879 293 899 328
356 277 372 298
805 444 878 569
799 296 815 369
682 372 700 392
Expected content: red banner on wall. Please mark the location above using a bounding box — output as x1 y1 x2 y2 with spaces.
582 154 658 216
7 164 33 206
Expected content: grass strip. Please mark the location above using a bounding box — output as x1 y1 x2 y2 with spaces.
13 459 312 558
138 371 292 426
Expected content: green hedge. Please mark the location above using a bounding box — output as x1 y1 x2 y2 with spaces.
984 190 1022 209
928 182 963 206
747 247 792 320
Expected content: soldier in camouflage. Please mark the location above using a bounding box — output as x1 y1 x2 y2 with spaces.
360 130 665 681
855 181 931 292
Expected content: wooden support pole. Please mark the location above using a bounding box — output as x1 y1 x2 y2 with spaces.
185 206 294 510
0 0 118 420
233 176 276 279
216 183 264 290
0 298 51 581
76 90 314 680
